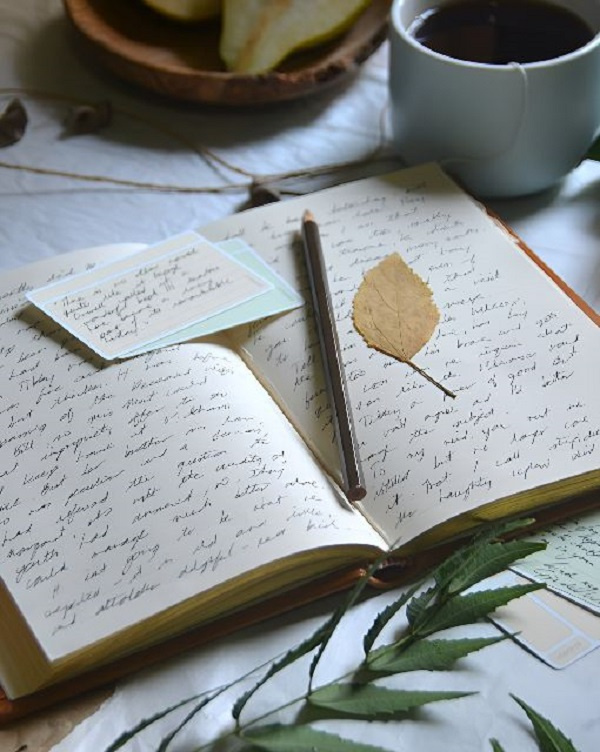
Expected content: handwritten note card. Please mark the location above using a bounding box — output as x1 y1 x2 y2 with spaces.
27 232 301 360
125 237 304 357
512 510 600 615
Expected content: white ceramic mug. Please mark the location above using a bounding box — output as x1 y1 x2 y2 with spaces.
388 0 600 197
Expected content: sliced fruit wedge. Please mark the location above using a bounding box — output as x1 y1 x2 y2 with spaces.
220 0 372 73
141 0 222 22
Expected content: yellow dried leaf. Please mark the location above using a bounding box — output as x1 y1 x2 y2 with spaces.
353 253 438 359
353 254 454 397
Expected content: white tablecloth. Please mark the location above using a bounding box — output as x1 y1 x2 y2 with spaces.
0 2 599 750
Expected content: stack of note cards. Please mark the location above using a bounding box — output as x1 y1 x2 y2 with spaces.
26 232 302 360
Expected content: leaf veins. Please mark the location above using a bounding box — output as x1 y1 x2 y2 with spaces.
353 253 454 398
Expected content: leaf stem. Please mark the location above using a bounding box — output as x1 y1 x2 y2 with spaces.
407 360 456 399
189 660 378 752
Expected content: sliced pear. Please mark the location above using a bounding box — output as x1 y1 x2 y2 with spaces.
141 0 221 22
220 0 372 74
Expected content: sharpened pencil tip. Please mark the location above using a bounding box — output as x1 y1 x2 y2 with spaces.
303 209 314 223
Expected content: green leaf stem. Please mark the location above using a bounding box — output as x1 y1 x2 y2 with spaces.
234 553 389 722
307 553 391 690
232 621 331 721
104 691 218 752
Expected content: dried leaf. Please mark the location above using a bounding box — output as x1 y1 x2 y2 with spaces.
353 253 453 397
63 100 112 136
250 180 281 207
0 98 28 147
354 253 439 360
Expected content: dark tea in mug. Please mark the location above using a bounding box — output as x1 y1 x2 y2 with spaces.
409 0 595 64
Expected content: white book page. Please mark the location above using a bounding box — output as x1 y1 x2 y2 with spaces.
0 251 386 661
202 209 342 482
201 164 600 548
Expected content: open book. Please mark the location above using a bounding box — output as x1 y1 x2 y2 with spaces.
0 164 598 713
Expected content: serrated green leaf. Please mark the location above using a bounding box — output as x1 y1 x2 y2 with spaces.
367 635 505 673
241 724 393 751
235 551 391 720
421 584 542 635
438 540 546 596
103 690 216 752
232 621 331 720
431 520 536 591
406 583 438 627
490 739 507 752
309 552 389 688
407 525 543 631
511 695 579 752
363 581 421 655
309 683 472 717
157 695 211 752
587 136 600 161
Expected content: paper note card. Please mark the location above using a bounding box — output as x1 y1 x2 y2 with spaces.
125 237 303 356
483 572 600 669
27 232 301 359
511 510 600 616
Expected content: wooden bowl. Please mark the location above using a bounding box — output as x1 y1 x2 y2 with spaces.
62 0 391 105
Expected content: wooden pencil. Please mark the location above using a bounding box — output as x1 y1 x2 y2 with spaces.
301 209 366 502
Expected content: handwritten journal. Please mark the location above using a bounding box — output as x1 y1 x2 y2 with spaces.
0 164 598 715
